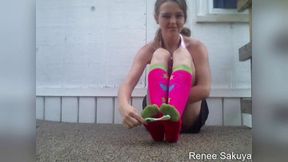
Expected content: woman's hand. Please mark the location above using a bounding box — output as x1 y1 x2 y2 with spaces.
120 104 146 129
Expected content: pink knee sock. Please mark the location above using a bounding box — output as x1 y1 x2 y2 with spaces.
143 114 165 141
144 65 169 141
168 65 193 116
164 65 193 142
148 65 169 107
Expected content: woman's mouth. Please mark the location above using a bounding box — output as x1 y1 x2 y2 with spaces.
168 27 178 30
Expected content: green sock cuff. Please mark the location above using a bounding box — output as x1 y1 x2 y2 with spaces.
149 64 168 73
173 65 192 74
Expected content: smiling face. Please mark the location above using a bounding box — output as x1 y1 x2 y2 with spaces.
155 1 186 37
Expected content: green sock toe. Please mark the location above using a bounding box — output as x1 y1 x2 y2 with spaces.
141 104 160 118
160 103 180 122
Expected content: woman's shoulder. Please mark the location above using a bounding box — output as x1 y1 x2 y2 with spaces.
138 42 157 57
135 42 155 64
184 37 206 50
139 42 156 53
184 36 208 57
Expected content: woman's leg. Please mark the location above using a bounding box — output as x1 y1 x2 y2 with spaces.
142 48 170 117
160 47 194 142
181 100 209 133
169 47 194 113
142 48 170 141
147 48 170 107
181 101 202 132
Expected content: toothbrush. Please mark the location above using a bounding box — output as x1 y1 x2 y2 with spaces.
144 115 171 123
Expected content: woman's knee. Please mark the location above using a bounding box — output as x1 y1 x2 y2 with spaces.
173 48 193 68
150 48 170 65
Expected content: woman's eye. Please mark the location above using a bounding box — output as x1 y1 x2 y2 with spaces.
176 14 184 18
162 15 171 19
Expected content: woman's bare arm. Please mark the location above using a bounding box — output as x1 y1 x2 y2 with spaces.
118 45 151 128
188 41 211 103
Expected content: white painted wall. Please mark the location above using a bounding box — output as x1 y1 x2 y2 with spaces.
37 0 147 89
36 0 251 125
36 0 251 92
37 96 245 126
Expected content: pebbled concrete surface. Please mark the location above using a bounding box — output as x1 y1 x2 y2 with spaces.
36 120 252 162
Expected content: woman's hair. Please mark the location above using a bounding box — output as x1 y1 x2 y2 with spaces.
153 0 191 47
154 0 187 22
180 27 191 37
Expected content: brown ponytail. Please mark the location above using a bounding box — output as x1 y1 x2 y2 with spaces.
180 27 191 37
152 28 163 50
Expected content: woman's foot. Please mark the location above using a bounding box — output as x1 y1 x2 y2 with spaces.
141 105 165 141
160 103 181 143
160 103 180 121
141 104 161 119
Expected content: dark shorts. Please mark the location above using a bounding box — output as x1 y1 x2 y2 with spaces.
142 96 209 133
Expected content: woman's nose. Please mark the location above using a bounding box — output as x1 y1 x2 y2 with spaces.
169 16 177 23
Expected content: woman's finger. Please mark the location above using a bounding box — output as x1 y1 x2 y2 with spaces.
128 116 140 128
123 116 138 128
131 112 146 124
